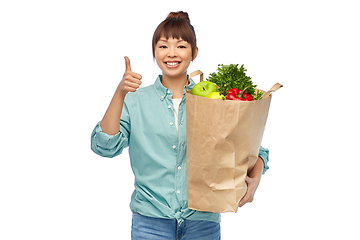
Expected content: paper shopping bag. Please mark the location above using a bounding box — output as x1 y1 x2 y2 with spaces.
186 70 281 213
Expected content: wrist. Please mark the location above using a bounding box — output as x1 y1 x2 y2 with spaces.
248 156 264 179
116 86 128 99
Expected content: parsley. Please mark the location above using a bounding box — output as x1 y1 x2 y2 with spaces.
206 64 263 100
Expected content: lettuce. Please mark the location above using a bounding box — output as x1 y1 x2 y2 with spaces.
207 64 263 100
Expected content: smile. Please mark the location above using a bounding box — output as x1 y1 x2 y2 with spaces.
165 62 181 68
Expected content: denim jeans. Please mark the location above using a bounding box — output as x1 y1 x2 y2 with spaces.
131 212 221 240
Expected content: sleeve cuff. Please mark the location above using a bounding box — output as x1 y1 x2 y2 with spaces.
91 121 124 158
258 146 269 174
93 122 121 146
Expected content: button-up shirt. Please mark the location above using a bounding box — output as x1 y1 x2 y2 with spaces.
91 75 269 224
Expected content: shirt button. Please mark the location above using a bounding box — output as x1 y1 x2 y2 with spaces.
177 190 180 194
170 122 173 126
168 105 171 109
161 96 164 99
178 166 181 170
172 145 176 149
167 90 171 94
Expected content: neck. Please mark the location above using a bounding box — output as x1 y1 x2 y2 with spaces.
162 72 188 98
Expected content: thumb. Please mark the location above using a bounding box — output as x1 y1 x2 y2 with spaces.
124 56 132 72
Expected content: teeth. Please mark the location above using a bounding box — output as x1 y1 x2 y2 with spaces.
167 62 180 66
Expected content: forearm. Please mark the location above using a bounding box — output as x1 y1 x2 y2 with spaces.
100 89 126 135
248 156 264 181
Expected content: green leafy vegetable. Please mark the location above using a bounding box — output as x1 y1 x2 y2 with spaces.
206 64 263 100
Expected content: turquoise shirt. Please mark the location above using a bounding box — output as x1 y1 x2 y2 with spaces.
91 75 269 224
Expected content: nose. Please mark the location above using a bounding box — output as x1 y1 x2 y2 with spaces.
168 46 177 57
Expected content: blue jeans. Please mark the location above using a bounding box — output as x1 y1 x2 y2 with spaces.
131 212 221 240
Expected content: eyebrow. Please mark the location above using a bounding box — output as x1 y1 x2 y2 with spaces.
158 38 185 42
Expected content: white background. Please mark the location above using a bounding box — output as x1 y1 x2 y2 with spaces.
1 0 359 239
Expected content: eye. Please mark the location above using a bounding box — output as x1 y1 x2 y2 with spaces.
159 45 167 49
178 45 186 49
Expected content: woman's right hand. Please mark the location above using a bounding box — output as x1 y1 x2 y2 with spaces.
117 56 142 95
100 56 142 135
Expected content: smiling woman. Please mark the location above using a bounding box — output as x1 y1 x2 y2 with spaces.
152 11 197 60
90 10 269 240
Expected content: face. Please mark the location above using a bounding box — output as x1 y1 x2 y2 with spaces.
154 37 198 80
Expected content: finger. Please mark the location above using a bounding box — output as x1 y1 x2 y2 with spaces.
124 56 132 72
125 79 141 92
245 176 251 184
124 75 142 85
125 79 142 89
128 72 142 80
123 68 142 81
124 85 138 93
239 192 250 207
239 177 251 207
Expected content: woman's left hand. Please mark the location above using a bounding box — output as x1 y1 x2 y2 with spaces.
238 176 260 207
238 156 264 208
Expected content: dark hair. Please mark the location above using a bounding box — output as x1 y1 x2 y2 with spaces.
152 11 197 59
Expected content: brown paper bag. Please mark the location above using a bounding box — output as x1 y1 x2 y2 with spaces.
186 70 281 213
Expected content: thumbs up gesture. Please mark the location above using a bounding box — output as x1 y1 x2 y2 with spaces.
118 56 142 95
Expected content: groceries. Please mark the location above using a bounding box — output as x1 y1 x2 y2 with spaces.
191 64 263 101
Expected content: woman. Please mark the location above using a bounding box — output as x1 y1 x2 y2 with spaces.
91 11 269 240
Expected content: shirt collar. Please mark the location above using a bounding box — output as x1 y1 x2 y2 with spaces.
154 75 196 101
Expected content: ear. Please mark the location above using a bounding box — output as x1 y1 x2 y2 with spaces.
192 47 199 61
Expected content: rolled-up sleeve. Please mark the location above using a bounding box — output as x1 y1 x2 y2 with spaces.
91 101 131 158
90 122 129 158
258 146 269 174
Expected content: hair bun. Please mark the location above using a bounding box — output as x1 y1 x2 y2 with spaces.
166 11 191 23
